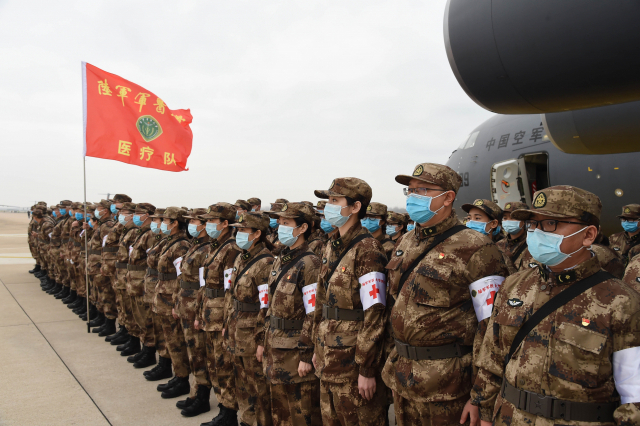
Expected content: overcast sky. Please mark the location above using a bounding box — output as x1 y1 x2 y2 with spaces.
0 0 493 210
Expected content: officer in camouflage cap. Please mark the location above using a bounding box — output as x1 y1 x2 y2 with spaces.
472 186 640 425
382 163 508 426
462 198 503 242
609 204 640 263
496 201 533 274
234 200 251 219
362 202 395 260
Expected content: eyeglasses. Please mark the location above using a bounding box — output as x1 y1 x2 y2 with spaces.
403 187 447 196
621 218 639 223
524 219 587 233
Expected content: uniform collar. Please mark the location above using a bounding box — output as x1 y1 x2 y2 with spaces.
192 234 211 245
415 212 458 241
280 242 308 264
241 241 265 260
331 222 364 251
508 232 527 246
545 254 601 286
137 224 151 234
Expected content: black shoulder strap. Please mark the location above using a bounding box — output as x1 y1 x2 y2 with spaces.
323 234 373 289
511 243 528 265
203 239 236 281
270 251 315 295
380 238 393 246
233 253 273 286
505 270 613 366
397 225 467 294
120 226 137 243
132 228 152 246
160 237 188 256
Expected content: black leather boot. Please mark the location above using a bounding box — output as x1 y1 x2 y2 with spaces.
200 404 238 426
121 337 140 356
180 385 211 417
46 283 62 295
146 357 172 381
35 269 45 278
89 312 105 328
82 304 97 321
98 318 117 337
177 396 194 410
156 374 180 391
30 265 41 274
106 325 127 342
128 345 146 363
73 300 87 315
111 331 130 347
161 376 190 399
54 286 69 299
62 290 77 304
133 346 157 368
68 296 82 309
116 336 132 351
42 279 55 291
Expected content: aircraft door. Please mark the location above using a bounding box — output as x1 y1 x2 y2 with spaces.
491 158 531 208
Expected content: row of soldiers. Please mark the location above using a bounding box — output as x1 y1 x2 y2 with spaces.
27 162 640 426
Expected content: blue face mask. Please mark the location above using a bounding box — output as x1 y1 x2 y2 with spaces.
320 218 335 234
150 222 160 234
502 220 522 235
361 218 381 233
52 211 57 218
466 220 490 235
59 209 67 216
110 204 118 214
188 223 201 237
75 212 84 221
160 222 171 236
406 192 446 224
118 215 127 226
68 210 73 217
133 215 144 227
407 223 415 232
251 208 256 212
493 226 502 236
324 203 350 228
526 227 587 266
386 224 399 236
94 209 101 220
317 210 324 215
206 223 221 239
278 225 300 247
236 231 254 250
622 220 639 233
269 218 279 229
89 220 94 228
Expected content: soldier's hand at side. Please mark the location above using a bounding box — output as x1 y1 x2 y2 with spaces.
194 320 200 330
256 345 264 362
312 353 317 369
298 361 312 377
31 231 38 237
222 328 225 337
172 308 178 320
358 375 376 401
460 399 479 426
83 223 90 230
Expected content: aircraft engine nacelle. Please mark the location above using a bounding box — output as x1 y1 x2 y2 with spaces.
444 0 640 114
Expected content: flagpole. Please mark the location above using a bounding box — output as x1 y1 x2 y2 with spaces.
82 61 91 333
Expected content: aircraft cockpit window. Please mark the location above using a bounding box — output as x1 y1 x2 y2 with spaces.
463 131 479 149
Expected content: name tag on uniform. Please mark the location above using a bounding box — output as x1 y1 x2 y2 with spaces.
358 271 387 310
102 235 108 247
128 245 133 257
199 267 205 287
258 284 269 309
469 276 505 321
173 257 183 276
302 283 318 314
224 267 233 291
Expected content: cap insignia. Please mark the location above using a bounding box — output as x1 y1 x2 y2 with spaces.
624 207 631 214
474 199 484 206
281 204 288 212
533 192 547 208
366 205 372 212
413 165 424 176
238 215 243 223
329 180 335 190
505 203 511 210
207 207 211 213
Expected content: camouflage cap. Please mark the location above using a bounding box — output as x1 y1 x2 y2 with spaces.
275 198 289 204
37 201 47 207
301 201 313 207
387 211 408 225
184 208 208 220
396 163 462 193
316 200 327 210
234 199 251 211
511 185 601 226
617 204 640 220
230 211 269 232
111 194 132 203
70 202 83 210
163 207 187 222
59 200 72 206
269 202 315 224
200 202 236 221
149 208 165 219
314 177 373 205
503 201 529 213
365 202 387 217
135 203 156 215
120 202 137 212
247 197 261 206
97 199 113 209
32 208 45 217
462 199 503 221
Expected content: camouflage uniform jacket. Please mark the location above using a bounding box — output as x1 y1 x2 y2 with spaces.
308 230 326 257
101 221 124 277
264 243 321 384
375 232 395 261
496 232 529 275
50 216 67 248
69 222 82 265
381 212 508 403
592 244 625 280
87 219 113 275
609 230 640 262
38 217 55 255
61 216 73 261
126 225 155 296
114 224 138 290
312 222 387 383
622 253 640 294
175 235 211 321
626 244 640 264
27 218 36 251
152 231 190 316
471 255 640 424
225 241 274 357
143 234 167 304
198 235 240 332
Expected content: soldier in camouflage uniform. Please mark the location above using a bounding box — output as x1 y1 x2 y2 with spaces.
311 177 389 426
609 204 640 264
235 199 251 219
385 211 407 246
49 201 73 298
623 253 640 293
267 199 289 256
381 164 508 426
261 203 322 426
196 203 241 426
153 207 192 399
495 201 532 275
62 202 82 306
462 198 504 243
28 204 41 274
472 186 640 426
226 212 275 426
71 204 92 317
248 197 261 212
361 202 395 261
33 206 53 289
58 202 76 302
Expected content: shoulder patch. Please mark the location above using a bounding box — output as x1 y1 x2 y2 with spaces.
507 298 524 307
533 192 547 208
271 270 277 276
322 258 327 264
413 164 424 176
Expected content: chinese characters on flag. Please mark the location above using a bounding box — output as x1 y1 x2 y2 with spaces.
83 62 193 172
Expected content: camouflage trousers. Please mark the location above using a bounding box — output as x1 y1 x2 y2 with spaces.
132 296 154 347
270 381 322 426
157 314 190 378
152 311 169 359
393 392 468 426
181 318 210 397
320 377 387 426
76 259 87 298
234 355 272 426
49 247 62 282
205 330 237 411
60 255 71 287
94 274 117 319
67 260 76 291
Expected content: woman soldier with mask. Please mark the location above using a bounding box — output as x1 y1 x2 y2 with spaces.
267 199 289 256
386 211 408 247
462 199 504 242
260 203 322 425
361 202 395 260
224 212 275 426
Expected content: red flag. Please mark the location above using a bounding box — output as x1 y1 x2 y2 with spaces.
82 62 192 172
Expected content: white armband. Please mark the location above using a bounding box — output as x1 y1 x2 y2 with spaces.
223 267 233 291
80 230 85 237
173 257 183 276
198 267 205 287
469 275 505 321
358 271 386 310
48 232 52 239
258 284 269 309
302 283 318 314
613 346 640 404
128 245 133 257
102 235 108 247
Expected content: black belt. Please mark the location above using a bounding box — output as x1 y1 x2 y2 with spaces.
395 339 472 360
205 288 225 298
270 315 304 330
233 298 260 312
322 305 364 321
115 262 128 269
158 272 178 281
147 268 158 276
180 280 200 290
73 242 81 247
88 249 102 255
127 264 147 271
502 380 616 423
103 247 118 253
